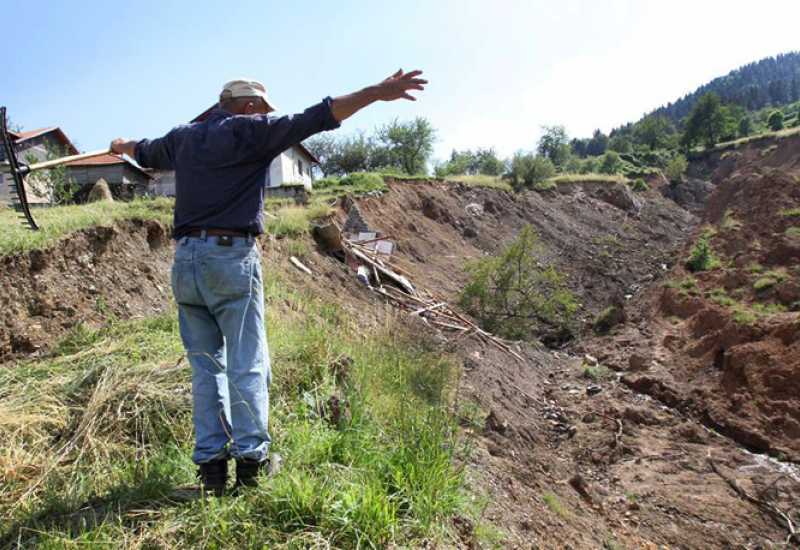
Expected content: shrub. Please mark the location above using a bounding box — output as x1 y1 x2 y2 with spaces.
507 153 556 190
313 176 341 189
738 116 752 137
629 178 648 192
599 151 622 175
339 172 385 189
685 235 719 272
460 225 578 342
768 110 785 131
664 154 688 183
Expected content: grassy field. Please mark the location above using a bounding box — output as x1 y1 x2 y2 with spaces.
709 125 800 152
545 173 629 185
0 262 473 548
0 198 174 255
443 174 513 192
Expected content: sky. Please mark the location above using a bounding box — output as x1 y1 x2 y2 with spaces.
2 0 800 163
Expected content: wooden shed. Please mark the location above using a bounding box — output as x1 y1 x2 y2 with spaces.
64 154 152 200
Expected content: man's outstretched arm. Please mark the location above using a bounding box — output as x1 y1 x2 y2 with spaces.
330 69 427 122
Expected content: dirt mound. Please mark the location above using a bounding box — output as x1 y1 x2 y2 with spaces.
0 220 172 361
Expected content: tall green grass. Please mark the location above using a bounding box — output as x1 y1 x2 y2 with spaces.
0 197 174 255
0 268 467 548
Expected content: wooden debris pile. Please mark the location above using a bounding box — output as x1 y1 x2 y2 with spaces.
313 221 524 362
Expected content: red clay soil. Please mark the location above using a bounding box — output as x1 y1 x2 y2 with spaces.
583 134 800 466
0 219 173 362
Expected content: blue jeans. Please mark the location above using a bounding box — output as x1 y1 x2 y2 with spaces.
171 233 271 464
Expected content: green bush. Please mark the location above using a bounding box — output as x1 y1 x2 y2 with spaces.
507 153 556 190
664 154 688 183
460 225 578 341
339 172 385 188
768 110 784 131
685 235 719 272
313 176 341 189
599 151 622 174
629 178 649 192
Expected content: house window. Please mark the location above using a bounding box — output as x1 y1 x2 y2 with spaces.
297 159 304 176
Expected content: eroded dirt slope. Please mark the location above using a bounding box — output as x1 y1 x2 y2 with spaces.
0 219 173 361
587 134 800 464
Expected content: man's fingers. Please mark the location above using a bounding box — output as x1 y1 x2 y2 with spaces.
403 70 424 79
402 92 417 101
392 68 403 78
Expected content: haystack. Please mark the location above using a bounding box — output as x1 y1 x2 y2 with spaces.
87 178 114 202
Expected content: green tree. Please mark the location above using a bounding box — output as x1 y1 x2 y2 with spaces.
738 116 752 138
508 152 555 189
586 129 609 156
376 117 435 175
680 92 728 150
305 133 339 176
537 125 571 167
664 154 688 183
633 115 675 150
599 151 622 174
460 225 578 341
474 148 504 175
767 110 784 131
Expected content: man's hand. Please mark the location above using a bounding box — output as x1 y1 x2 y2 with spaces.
376 69 427 102
330 69 428 122
110 138 137 158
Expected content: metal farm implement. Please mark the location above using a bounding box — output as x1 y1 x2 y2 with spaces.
1 106 111 231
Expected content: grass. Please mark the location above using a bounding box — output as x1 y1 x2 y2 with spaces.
665 276 700 297
444 174 512 192
786 226 800 241
545 173 629 186
541 492 568 519
711 125 800 151
582 364 614 381
263 202 333 238
780 207 800 218
0 197 174 255
0 266 470 547
708 287 735 307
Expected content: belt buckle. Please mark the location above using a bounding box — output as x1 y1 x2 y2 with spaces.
218 235 233 247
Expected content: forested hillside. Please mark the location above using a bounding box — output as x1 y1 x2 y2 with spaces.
651 51 800 123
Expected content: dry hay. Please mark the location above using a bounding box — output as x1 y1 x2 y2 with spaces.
87 178 114 203
0 351 191 519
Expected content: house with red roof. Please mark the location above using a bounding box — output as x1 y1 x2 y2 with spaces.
1 127 151 205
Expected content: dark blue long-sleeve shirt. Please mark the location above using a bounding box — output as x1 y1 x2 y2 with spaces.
135 97 340 238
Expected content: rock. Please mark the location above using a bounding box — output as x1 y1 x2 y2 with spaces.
628 353 649 372
622 406 660 426
586 385 602 396
465 202 484 216
462 225 478 238
568 474 594 503
484 200 498 214
584 354 599 366
484 410 509 435
582 412 597 423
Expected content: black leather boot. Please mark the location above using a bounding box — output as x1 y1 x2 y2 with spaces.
233 458 270 491
197 459 228 497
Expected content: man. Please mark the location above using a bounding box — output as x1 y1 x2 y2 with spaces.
111 69 427 495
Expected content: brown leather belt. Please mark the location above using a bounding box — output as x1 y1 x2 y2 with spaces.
185 228 252 238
